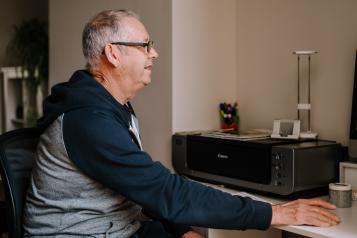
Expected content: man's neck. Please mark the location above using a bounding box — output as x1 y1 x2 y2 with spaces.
91 68 131 105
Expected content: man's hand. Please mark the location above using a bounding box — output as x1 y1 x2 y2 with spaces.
181 230 205 238
271 199 340 227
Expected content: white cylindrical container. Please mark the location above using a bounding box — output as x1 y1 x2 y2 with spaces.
352 190 357 201
329 183 352 208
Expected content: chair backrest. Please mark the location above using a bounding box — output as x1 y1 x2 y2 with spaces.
0 128 41 238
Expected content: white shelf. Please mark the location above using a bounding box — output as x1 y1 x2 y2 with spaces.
0 66 44 133
0 66 26 133
11 118 25 125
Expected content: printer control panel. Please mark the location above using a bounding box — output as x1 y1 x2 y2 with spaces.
271 152 289 189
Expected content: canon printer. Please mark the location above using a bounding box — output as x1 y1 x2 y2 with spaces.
172 130 342 198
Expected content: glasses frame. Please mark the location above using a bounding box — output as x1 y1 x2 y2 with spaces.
111 40 154 53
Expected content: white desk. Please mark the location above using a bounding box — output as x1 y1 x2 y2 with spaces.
204 184 356 238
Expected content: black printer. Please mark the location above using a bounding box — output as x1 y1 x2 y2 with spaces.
172 131 342 198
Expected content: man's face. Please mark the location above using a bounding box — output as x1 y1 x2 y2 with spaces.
118 17 159 95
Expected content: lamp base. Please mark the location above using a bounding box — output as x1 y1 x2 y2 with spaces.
300 131 318 139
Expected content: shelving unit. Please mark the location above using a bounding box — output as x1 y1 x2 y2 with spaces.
0 67 26 133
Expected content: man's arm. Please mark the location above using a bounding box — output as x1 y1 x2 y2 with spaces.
181 198 341 238
63 108 272 230
271 199 340 227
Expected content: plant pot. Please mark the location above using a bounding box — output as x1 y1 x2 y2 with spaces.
24 80 39 127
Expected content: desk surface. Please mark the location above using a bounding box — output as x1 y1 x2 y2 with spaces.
205 183 356 238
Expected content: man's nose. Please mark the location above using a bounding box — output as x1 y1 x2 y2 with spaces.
150 47 159 59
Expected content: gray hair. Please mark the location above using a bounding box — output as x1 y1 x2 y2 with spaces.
82 9 139 69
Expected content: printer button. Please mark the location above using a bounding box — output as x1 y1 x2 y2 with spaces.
273 180 282 186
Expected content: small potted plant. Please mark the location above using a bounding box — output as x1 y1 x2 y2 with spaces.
7 18 48 127
219 102 239 131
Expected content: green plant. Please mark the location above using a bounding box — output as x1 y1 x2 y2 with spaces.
7 18 48 127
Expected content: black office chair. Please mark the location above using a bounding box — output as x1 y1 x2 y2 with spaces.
0 128 41 238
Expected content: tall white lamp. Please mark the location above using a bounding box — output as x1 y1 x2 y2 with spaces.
293 50 318 139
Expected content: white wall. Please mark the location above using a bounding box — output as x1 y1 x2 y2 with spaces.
172 0 238 132
49 0 172 168
236 0 357 145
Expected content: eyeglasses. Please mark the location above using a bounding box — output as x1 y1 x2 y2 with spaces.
111 40 154 53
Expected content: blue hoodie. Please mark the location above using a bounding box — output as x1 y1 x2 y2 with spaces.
25 70 272 237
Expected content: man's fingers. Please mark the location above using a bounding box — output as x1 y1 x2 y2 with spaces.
283 198 337 209
295 204 340 226
303 212 339 227
303 199 337 209
312 207 340 223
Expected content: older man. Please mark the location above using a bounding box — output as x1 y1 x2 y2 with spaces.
23 9 339 238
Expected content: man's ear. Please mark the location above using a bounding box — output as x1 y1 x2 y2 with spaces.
104 44 121 67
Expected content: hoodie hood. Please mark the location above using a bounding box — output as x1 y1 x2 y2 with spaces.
37 70 131 131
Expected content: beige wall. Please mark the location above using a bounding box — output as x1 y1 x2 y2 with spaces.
49 0 172 168
49 0 237 170
236 0 357 145
0 0 48 133
172 0 238 132
49 0 357 172
0 0 48 66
